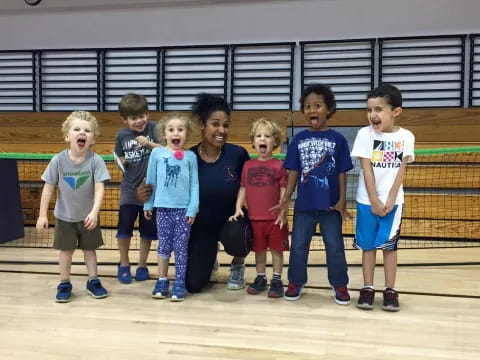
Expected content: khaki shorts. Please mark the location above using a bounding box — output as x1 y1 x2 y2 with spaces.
54 218 104 250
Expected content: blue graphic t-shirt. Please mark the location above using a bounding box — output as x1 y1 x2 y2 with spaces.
284 129 353 211
41 150 110 222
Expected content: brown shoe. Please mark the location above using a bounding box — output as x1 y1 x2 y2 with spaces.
357 287 375 310
382 288 400 312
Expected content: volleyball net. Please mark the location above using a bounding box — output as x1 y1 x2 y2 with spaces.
1 146 479 250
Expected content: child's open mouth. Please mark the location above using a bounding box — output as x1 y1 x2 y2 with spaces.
77 138 86 147
172 139 181 146
259 144 267 153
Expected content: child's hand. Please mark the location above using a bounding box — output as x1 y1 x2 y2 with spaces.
270 198 290 214
144 210 152 220
330 201 353 220
36 216 49 231
371 199 387 217
135 136 150 149
186 216 195 225
228 208 245 222
274 210 288 230
384 197 395 215
136 136 150 148
84 212 98 230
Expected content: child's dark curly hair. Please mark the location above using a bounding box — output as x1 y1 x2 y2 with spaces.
300 83 336 119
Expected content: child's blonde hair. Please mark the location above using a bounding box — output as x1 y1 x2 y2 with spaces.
156 112 193 146
249 118 283 149
62 111 100 136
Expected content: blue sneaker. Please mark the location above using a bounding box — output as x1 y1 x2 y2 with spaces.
117 264 132 284
56 282 72 303
86 279 108 299
152 279 169 299
135 267 149 281
170 281 186 302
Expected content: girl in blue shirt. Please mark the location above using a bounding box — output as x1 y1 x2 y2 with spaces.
144 113 199 301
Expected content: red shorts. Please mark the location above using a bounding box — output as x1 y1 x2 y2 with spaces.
250 219 289 252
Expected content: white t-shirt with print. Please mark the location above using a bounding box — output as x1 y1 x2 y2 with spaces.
351 126 415 205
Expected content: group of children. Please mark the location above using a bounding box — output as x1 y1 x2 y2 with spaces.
36 83 414 312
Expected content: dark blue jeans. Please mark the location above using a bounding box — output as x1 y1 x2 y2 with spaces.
288 210 349 286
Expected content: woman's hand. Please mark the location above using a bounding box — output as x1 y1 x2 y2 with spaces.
228 208 245 222
186 216 195 225
144 210 152 221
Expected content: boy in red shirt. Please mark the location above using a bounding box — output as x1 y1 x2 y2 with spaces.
229 118 289 298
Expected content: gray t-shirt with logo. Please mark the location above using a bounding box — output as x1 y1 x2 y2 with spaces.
41 150 111 222
114 120 159 206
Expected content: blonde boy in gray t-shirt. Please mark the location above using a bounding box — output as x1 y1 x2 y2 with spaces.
36 111 110 303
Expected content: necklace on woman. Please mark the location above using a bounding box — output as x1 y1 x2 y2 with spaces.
199 144 222 163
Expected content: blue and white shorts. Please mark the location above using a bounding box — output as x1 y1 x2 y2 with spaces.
353 202 403 251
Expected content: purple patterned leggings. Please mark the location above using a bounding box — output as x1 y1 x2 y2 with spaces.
156 207 190 283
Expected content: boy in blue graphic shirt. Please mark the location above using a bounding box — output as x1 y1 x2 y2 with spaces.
272 84 353 303
144 113 199 301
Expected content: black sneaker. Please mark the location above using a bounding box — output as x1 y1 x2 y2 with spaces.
267 279 284 298
382 288 400 312
357 287 375 310
247 275 267 295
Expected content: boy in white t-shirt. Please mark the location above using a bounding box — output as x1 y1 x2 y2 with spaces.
351 84 415 312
